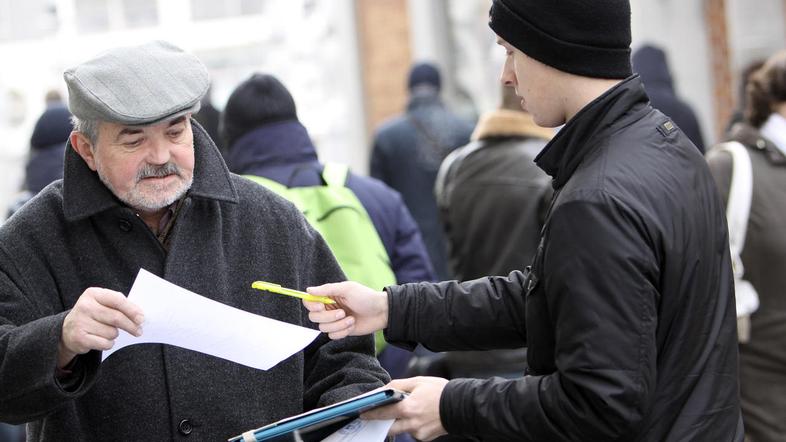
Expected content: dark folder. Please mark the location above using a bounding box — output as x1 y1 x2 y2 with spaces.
228 388 407 442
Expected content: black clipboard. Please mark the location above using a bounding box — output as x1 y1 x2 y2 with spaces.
228 388 407 442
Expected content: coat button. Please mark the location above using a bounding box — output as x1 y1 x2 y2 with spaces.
178 419 192 435
118 219 132 232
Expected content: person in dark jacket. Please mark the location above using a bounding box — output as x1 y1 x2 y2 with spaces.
436 85 552 283
420 85 551 384
0 41 388 441
725 59 766 134
5 104 72 219
221 73 436 379
303 1 742 441
370 62 474 281
194 85 222 153
632 44 706 153
707 50 786 442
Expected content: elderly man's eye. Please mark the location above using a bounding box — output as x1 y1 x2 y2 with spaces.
124 138 143 147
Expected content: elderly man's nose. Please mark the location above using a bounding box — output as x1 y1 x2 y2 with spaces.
146 139 172 164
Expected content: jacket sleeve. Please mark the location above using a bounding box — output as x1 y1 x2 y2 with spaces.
296 219 390 409
0 261 99 423
384 272 528 352
390 200 436 284
705 148 733 208
370 138 389 184
438 192 659 441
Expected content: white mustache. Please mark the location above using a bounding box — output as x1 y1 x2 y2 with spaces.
136 163 181 182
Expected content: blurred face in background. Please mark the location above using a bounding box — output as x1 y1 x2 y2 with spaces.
497 37 568 128
71 115 195 213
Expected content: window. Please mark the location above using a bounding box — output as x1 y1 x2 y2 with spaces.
121 0 158 29
74 0 158 33
74 0 110 33
0 0 58 42
191 0 266 21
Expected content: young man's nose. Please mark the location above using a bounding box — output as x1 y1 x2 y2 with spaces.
500 58 516 87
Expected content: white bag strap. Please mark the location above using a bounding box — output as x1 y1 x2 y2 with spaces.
716 141 753 277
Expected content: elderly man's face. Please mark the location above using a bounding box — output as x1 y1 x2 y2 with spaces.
72 116 195 213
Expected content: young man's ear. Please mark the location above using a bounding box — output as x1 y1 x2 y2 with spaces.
70 131 97 171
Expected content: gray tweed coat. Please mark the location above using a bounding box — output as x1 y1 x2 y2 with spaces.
0 123 388 441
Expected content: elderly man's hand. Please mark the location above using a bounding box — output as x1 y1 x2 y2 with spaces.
59 288 144 368
362 377 449 441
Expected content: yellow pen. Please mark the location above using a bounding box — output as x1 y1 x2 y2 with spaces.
251 281 336 305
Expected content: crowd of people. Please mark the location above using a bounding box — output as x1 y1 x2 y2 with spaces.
1 0 784 440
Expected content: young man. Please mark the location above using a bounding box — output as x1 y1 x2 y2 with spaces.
304 1 742 440
0 41 388 440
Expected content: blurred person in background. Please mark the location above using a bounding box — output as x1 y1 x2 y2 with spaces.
370 62 474 281
412 85 551 386
706 50 786 442
194 84 222 153
726 59 767 134
632 44 705 153
221 73 436 379
5 92 72 219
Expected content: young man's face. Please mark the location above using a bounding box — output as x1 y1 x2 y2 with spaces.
497 38 565 128
72 115 195 213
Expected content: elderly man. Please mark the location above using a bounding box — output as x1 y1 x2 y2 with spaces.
0 41 387 440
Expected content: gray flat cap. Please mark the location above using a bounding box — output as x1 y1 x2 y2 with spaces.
64 41 209 125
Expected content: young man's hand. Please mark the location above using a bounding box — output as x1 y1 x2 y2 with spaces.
303 281 388 339
362 376 449 441
59 288 144 368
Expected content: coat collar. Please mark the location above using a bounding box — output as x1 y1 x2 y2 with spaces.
63 119 238 222
728 121 786 166
407 89 443 113
535 75 650 189
225 120 318 175
471 109 553 141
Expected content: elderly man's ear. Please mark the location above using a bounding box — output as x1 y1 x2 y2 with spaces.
70 132 97 171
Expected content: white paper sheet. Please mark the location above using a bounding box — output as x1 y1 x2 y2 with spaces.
102 269 320 370
321 418 394 442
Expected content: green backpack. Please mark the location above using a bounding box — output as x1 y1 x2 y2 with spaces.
244 163 396 352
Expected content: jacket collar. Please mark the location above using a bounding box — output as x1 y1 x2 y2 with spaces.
471 109 553 141
535 75 650 189
63 118 238 222
407 89 443 113
728 121 786 166
225 120 318 175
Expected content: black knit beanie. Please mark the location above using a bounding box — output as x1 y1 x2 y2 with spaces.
489 0 632 79
221 73 298 149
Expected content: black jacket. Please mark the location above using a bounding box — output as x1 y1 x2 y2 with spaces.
436 109 551 283
385 76 742 441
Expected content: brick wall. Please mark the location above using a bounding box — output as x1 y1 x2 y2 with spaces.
355 0 412 139
705 0 734 139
